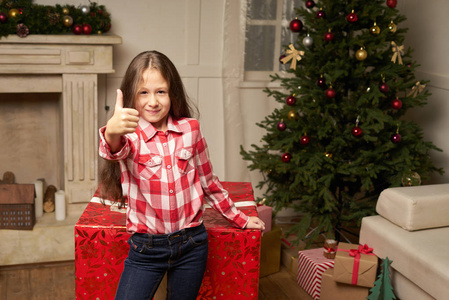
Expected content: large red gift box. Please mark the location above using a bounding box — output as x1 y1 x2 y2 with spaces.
75 182 261 299
296 248 335 300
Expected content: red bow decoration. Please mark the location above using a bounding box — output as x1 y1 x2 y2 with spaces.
349 244 373 257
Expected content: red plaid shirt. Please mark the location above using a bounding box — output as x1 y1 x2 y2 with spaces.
99 116 249 234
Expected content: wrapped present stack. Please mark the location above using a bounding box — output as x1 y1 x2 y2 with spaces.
75 181 262 300
320 242 379 300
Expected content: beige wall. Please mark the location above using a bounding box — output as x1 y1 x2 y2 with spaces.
35 0 449 194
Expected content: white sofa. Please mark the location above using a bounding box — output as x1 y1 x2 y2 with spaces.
360 183 449 300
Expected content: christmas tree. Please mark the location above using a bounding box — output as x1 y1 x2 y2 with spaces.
241 0 443 245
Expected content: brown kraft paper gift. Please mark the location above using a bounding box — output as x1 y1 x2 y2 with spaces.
333 242 378 287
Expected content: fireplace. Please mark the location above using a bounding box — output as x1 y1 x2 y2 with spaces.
0 34 122 203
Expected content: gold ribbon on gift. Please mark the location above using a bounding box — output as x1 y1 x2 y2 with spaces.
391 41 404 65
407 81 426 97
281 44 304 70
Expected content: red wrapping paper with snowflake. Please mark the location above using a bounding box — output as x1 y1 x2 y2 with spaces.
75 181 261 299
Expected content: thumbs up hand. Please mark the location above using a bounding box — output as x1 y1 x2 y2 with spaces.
104 89 139 151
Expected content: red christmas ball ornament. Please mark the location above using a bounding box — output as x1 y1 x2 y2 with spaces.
325 87 336 98
316 76 326 88
346 10 358 23
324 31 334 42
279 54 286 63
72 24 83 35
282 153 292 163
300 135 310 145
391 98 403 109
82 23 92 35
305 0 315 9
0 12 7 23
391 133 401 143
277 121 286 131
386 0 397 8
286 95 296 106
316 9 325 19
289 18 303 32
379 82 390 93
352 126 363 137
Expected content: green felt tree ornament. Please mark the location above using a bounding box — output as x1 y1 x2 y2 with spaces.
368 257 396 300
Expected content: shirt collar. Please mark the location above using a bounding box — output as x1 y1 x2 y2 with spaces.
137 115 182 142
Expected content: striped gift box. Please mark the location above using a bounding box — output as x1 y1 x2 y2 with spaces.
297 248 335 300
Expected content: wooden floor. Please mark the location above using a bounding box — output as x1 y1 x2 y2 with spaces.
0 261 311 300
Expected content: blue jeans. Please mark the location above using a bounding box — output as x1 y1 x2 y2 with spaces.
115 224 208 300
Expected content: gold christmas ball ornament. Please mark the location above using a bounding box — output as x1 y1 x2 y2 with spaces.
8 8 19 18
62 15 73 27
401 171 421 186
287 110 298 120
388 20 397 33
355 47 368 61
324 152 333 158
62 7 70 15
369 22 381 35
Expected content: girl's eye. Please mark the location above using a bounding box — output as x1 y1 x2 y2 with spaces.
157 90 166 94
140 91 148 95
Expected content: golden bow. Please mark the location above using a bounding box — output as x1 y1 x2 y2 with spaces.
407 81 426 97
391 41 404 65
281 44 304 70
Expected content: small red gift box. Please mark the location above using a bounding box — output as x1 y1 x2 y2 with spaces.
296 248 335 300
75 182 261 299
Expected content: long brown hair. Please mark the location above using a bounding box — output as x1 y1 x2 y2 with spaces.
99 51 196 206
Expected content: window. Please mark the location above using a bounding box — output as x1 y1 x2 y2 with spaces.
244 0 302 81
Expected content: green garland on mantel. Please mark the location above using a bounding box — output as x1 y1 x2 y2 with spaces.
0 0 111 39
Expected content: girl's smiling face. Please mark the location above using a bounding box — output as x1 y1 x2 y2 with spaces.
135 68 171 131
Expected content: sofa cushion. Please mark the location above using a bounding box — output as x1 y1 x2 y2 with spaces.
376 183 449 231
360 215 449 300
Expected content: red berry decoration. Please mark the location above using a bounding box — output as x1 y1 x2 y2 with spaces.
391 133 401 143
316 76 326 88
286 95 296 106
305 0 315 9
352 126 363 137
82 23 92 35
325 87 336 98
379 82 390 93
346 10 358 23
289 19 303 32
386 0 397 8
316 9 325 19
391 98 403 109
277 121 286 131
0 12 7 23
72 24 83 35
300 135 310 145
282 153 292 163
324 31 334 42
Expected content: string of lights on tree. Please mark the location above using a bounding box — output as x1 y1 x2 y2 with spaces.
0 0 111 38
279 0 425 166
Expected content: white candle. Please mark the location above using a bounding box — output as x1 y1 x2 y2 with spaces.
34 179 44 219
55 190 66 221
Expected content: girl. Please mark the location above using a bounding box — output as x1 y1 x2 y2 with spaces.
99 51 265 300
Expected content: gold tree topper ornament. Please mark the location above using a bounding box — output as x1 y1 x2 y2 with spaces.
391 41 404 64
281 44 304 70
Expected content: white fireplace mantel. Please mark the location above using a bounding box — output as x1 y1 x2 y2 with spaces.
0 34 122 203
